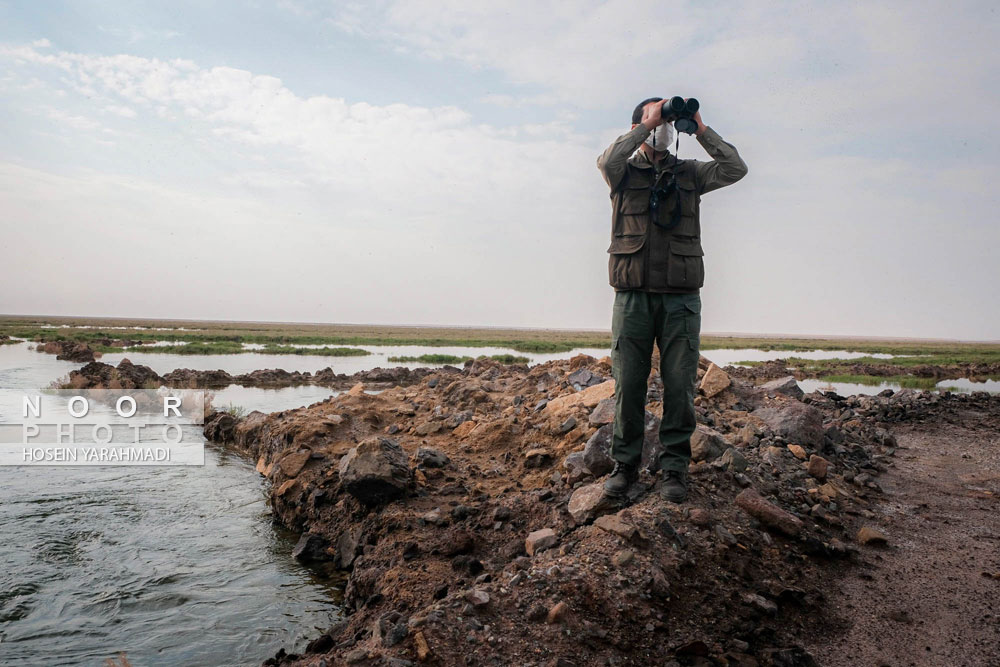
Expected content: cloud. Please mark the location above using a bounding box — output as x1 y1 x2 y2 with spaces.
1 10 998 338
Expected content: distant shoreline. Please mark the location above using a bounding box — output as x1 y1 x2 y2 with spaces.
1 314 996 345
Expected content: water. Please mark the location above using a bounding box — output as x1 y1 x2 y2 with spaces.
0 342 343 666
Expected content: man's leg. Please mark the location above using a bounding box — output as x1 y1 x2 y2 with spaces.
610 290 655 468
655 293 701 477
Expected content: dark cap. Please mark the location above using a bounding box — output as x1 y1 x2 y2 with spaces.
632 97 663 124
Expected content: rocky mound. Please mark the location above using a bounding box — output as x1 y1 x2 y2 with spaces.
68 359 455 391
37 340 98 362
201 355 904 666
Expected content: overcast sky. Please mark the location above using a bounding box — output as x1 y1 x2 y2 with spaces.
1 1 997 340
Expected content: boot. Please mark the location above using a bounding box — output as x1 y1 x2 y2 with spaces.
659 468 688 503
603 460 639 497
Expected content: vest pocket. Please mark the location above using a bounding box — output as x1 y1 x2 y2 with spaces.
607 234 646 289
619 187 650 236
666 239 705 289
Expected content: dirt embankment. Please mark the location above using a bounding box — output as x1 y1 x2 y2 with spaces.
725 358 1000 382
64 359 451 391
197 354 921 667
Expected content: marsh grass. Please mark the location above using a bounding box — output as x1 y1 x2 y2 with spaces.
4 316 998 363
388 354 472 363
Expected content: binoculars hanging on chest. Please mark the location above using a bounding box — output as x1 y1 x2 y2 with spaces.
662 97 699 134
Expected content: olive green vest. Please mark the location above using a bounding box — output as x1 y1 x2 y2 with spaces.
606 159 704 293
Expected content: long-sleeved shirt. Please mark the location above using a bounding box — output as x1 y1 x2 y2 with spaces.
597 124 748 195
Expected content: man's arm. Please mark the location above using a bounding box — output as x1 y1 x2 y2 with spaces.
692 126 748 194
596 124 650 191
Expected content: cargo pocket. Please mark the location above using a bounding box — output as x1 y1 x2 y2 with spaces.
666 239 705 289
683 298 701 362
619 185 650 236
607 234 646 290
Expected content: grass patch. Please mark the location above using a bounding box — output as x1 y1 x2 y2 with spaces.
388 354 473 364
256 345 370 357
485 354 530 364
219 403 248 419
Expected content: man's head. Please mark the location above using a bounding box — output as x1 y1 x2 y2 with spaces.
632 97 663 125
631 97 673 161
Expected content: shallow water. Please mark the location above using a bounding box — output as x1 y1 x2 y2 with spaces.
0 342 343 666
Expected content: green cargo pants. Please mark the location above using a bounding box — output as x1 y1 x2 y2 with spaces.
610 290 701 473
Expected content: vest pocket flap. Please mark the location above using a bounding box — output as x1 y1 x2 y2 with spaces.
620 192 649 214
607 234 646 255
675 172 696 191
669 239 704 256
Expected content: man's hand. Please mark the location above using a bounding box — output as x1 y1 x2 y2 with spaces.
692 108 707 137
640 100 665 131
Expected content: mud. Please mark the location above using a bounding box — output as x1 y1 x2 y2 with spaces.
724 358 1000 383
809 394 1000 666
199 354 918 666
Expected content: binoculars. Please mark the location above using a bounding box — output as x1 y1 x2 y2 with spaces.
662 97 700 135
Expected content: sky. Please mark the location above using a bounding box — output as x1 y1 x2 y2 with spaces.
0 1 998 340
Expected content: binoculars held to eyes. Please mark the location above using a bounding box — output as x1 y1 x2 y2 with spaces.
661 97 700 135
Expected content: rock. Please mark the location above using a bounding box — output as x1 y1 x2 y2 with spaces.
347 382 365 396
589 398 616 425
414 630 432 662
568 368 597 386
558 416 578 434
414 447 449 468
414 421 443 436
746 593 778 615
752 401 824 446
279 450 311 477
453 420 478 438
613 549 634 566
336 528 363 568
690 425 726 462
582 424 615 476
594 513 638 541
760 376 804 400
807 454 829 480
524 447 553 468
583 412 661 476
857 525 888 545
688 508 713 526
562 451 591 485
735 488 803 537
699 363 731 398
546 601 569 624
525 528 558 555
292 532 330 562
464 589 490 606
544 380 615 415
338 437 410 506
567 482 616 524
786 444 807 460
717 447 748 472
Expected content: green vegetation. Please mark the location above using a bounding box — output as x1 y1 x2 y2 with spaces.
3 316 997 367
486 354 531 364
388 354 472 364
387 353 530 365
219 403 249 419
88 341 371 356
738 354 1000 376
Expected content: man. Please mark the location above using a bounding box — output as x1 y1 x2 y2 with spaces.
596 97 747 503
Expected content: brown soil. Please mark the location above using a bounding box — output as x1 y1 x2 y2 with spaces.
808 400 1000 666
198 354 924 667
